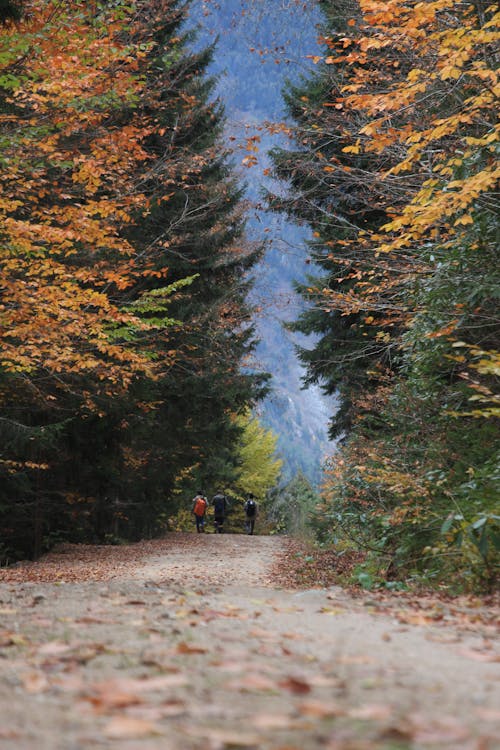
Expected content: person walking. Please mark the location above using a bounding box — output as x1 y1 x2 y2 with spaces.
192 491 207 533
244 493 258 535
212 490 228 533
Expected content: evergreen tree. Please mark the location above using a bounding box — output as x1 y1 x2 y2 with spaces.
266 0 409 437
269 0 499 586
0 0 22 22
0 0 268 559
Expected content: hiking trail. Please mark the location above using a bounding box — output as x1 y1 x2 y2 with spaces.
0 533 498 749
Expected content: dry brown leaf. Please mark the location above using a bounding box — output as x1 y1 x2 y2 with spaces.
185 728 260 747
176 641 207 655
396 611 432 626
21 671 50 694
413 717 470 744
87 689 143 712
88 674 188 704
38 641 72 656
253 713 294 729
297 700 345 718
278 676 312 695
0 730 23 740
318 606 345 615
248 627 275 639
226 673 276 692
51 673 85 692
458 648 500 663
103 716 161 739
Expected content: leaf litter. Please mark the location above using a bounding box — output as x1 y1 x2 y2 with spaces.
0 533 498 749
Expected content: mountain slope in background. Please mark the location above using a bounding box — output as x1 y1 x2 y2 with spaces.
187 0 337 485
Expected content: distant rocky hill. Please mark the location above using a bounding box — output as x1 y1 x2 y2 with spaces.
187 0 337 484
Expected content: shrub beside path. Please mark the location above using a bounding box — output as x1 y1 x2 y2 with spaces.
0 533 498 749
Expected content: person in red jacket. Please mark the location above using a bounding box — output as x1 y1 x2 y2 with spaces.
192 491 207 533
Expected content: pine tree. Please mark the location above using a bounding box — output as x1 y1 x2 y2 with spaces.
0 0 268 559
266 0 408 437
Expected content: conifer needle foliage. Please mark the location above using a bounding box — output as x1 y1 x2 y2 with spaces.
269 0 499 589
0 0 267 561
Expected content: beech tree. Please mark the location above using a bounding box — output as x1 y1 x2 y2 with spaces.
270 0 499 586
0 0 267 559
233 410 283 500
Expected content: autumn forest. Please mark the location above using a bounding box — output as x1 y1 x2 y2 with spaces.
1 0 498 592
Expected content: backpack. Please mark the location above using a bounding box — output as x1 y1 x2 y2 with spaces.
212 494 226 516
245 499 256 517
193 497 207 516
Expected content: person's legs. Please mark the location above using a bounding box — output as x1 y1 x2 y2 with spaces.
249 518 255 535
215 516 224 533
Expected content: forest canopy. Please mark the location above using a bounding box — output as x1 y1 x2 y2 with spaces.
268 0 499 589
0 0 269 561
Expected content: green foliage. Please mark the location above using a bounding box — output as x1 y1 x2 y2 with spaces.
269 472 320 535
269 0 499 591
233 411 283 500
0 0 268 561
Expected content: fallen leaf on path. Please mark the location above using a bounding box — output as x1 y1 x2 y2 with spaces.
337 655 374 665
458 648 500 662
307 675 342 688
184 728 260 747
87 688 143 712
126 701 186 720
20 671 50 694
176 641 207 654
88 674 188 703
0 631 27 647
226 673 276 692
424 633 460 644
474 708 500 722
278 676 312 695
396 611 432 626
348 704 393 721
75 615 115 624
103 716 161 739
51 673 85 692
297 700 345 718
253 713 294 729
272 605 302 613
412 716 470 744
248 627 275 639
0 730 23 740
37 641 72 656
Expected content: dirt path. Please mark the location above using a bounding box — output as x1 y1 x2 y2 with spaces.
0 534 498 749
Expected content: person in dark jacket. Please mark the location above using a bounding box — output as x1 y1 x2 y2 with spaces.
212 490 228 533
244 493 258 535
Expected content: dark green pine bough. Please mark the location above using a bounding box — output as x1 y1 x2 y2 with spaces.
0 0 268 562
